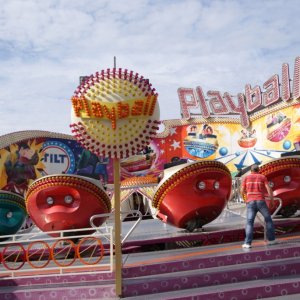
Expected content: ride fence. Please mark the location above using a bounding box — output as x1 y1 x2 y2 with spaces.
0 226 114 279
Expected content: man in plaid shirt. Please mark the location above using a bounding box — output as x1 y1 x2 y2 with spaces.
240 164 276 248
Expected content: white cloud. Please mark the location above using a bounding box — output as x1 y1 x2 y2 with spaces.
0 0 299 135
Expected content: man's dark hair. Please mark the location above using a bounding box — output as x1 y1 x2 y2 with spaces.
251 164 260 172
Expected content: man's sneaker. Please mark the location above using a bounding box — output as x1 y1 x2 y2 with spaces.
267 240 277 246
242 243 252 249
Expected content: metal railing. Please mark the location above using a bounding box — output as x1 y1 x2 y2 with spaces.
0 208 149 281
90 210 143 245
0 226 114 279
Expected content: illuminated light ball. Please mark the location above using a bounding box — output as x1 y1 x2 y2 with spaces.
219 147 228 156
283 140 291 150
235 151 240 156
70 69 160 159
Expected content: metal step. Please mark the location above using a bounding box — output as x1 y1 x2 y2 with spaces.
122 274 300 300
122 256 300 297
122 235 300 278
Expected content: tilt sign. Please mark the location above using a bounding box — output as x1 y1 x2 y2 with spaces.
42 143 72 175
178 56 300 128
44 153 67 163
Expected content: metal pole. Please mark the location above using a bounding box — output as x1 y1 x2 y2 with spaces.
113 158 122 297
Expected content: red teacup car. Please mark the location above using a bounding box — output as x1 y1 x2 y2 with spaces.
152 160 232 232
26 174 111 236
259 156 300 218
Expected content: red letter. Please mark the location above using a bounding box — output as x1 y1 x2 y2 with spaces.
245 84 262 112
195 86 210 118
263 74 280 106
293 56 300 100
281 63 291 102
177 88 199 119
207 91 229 114
224 92 250 128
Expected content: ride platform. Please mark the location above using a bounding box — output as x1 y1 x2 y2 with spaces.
1 204 300 299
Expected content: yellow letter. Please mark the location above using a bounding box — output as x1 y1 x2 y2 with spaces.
131 100 144 116
117 102 130 119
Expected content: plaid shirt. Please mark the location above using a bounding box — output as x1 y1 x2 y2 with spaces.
241 173 268 202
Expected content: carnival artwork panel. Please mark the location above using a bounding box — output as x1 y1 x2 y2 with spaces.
152 104 300 176
0 134 115 196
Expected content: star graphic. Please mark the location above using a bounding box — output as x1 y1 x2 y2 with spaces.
294 109 300 119
169 127 177 136
160 149 165 154
161 140 165 144
171 140 181 150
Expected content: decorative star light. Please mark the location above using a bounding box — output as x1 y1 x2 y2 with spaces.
294 108 300 115
169 127 177 136
171 140 181 150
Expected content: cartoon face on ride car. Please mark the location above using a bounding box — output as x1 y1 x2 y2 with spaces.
26 175 111 235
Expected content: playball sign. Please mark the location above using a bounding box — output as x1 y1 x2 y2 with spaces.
70 68 160 159
178 56 300 128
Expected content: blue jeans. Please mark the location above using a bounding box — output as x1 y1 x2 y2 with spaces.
245 200 275 245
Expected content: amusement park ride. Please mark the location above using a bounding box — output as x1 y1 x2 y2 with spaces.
1 57 300 298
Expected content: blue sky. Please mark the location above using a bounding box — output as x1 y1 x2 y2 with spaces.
0 0 299 135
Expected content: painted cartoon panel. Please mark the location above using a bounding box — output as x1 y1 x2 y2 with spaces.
120 143 163 179
184 124 218 158
152 103 300 176
0 140 43 195
0 134 114 197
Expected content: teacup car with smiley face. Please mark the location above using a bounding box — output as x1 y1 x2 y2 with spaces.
25 174 111 236
152 160 232 232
